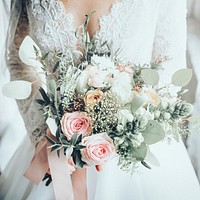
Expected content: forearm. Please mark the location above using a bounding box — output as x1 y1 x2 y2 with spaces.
7 2 47 144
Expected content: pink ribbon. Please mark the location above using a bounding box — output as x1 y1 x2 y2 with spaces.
24 138 87 200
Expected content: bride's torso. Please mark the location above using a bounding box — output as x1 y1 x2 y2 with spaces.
27 0 160 64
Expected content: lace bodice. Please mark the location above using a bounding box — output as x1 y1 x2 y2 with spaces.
8 0 186 144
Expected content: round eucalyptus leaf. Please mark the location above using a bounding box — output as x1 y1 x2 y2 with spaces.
142 120 165 145
65 146 74 159
172 68 192 87
19 36 42 67
132 142 147 161
131 96 146 113
2 80 32 99
145 146 160 166
46 118 57 137
141 69 159 86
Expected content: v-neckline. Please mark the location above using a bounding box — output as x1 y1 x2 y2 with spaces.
55 0 126 40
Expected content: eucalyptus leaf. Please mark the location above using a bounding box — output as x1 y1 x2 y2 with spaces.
36 99 46 106
2 81 32 99
73 150 86 168
141 69 159 86
75 144 86 150
49 80 57 102
142 120 165 145
65 146 74 159
19 36 42 67
131 96 146 113
46 118 57 137
51 145 61 152
56 126 61 139
70 132 78 145
41 52 49 60
172 68 192 87
132 142 147 161
57 149 60 158
145 146 160 166
141 161 151 169
45 135 56 145
53 61 60 73
39 87 50 103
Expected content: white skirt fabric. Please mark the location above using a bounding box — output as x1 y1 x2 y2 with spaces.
1 135 200 200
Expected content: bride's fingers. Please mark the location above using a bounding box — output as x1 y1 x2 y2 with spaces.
95 165 102 172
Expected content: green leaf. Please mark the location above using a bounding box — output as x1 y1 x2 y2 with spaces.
132 142 147 161
65 146 74 159
142 120 165 145
36 99 46 106
51 145 61 152
72 150 86 168
57 149 60 158
56 126 61 139
141 160 151 169
49 79 57 96
76 134 83 144
45 135 56 145
39 87 50 103
172 68 193 87
141 69 159 86
41 52 49 60
70 132 78 145
53 61 60 73
75 145 86 150
131 96 146 113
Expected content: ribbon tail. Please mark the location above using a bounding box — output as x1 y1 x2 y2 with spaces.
71 168 88 200
48 149 74 200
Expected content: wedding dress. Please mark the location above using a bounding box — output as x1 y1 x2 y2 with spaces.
1 0 200 199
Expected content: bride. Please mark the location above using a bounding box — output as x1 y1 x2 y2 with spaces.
1 0 200 199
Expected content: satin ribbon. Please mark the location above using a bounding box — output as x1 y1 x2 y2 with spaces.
24 137 87 200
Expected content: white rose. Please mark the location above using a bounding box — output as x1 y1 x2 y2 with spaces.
88 67 113 88
131 132 144 147
76 70 89 94
91 55 115 72
135 108 154 121
118 109 134 125
111 72 134 104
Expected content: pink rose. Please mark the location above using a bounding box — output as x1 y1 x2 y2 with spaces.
61 112 91 140
80 133 116 165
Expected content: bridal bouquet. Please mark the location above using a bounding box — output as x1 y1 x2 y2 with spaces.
2 17 196 172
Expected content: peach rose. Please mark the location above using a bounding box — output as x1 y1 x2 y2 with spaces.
145 89 160 105
84 90 103 107
61 112 91 140
80 133 116 165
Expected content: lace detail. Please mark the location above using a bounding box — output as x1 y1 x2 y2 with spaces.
152 0 187 83
94 0 134 45
27 0 77 53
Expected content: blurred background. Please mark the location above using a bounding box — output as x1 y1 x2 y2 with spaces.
0 0 200 182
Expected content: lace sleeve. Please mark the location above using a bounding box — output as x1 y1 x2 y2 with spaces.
152 0 187 84
7 1 47 145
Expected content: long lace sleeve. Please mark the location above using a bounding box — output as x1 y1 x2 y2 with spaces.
7 1 47 145
152 0 187 83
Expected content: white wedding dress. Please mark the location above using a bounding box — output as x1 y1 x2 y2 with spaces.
1 0 200 199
